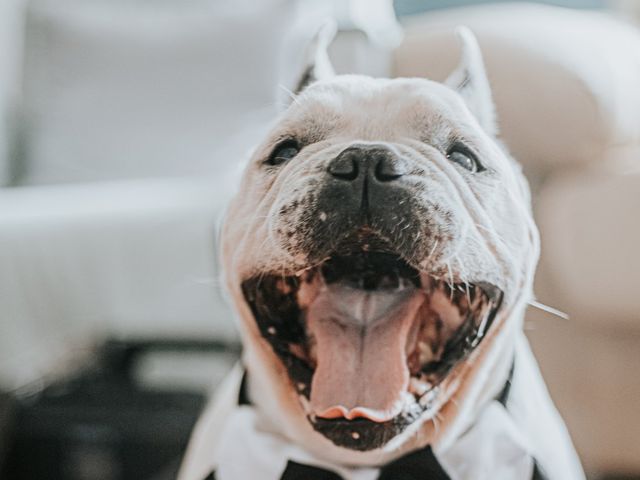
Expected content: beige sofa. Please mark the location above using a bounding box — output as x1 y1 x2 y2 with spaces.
393 4 640 476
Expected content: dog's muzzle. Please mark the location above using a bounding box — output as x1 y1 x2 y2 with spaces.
314 145 416 255
241 144 504 451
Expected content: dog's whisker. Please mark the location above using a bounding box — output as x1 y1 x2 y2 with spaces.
446 262 455 299
278 83 299 105
421 239 439 271
451 254 472 304
431 414 441 436
475 223 511 251
528 300 569 320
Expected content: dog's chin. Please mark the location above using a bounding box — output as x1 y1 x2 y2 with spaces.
241 246 503 452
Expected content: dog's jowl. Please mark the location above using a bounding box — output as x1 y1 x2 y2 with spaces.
179 27 585 480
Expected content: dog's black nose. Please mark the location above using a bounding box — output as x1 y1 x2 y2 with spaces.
328 145 406 183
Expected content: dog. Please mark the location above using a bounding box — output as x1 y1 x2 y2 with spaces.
179 26 585 480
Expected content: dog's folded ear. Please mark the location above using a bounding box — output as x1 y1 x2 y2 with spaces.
293 20 337 96
445 27 497 137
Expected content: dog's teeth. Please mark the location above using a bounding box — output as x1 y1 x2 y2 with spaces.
267 326 277 335
319 211 327 222
410 377 431 396
297 382 306 391
299 395 313 415
418 341 434 365
351 432 360 440
419 386 440 408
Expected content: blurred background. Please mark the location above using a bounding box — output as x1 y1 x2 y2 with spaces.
0 0 639 479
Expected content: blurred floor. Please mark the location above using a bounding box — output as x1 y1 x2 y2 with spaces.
0 340 239 480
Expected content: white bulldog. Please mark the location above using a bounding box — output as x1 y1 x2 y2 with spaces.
179 26 585 480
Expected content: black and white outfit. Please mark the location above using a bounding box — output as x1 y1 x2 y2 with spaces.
179 337 584 480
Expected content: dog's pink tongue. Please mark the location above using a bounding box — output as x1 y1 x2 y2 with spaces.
307 284 424 423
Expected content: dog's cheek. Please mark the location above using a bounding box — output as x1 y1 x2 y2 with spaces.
405 191 464 268
476 184 537 289
271 193 318 261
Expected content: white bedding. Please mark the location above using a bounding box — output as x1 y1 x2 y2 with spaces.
0 175 240 389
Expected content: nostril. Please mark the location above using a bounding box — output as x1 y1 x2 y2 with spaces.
374 155 406 182
328 155 359 181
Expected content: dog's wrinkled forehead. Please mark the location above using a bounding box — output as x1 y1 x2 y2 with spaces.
276 75 481 150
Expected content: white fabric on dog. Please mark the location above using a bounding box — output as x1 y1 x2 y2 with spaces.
0 176 237 390
180 336 585 480
437 402 534 480
190 379 536 480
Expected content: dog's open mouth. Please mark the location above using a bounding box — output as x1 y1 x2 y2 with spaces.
241 248 503 450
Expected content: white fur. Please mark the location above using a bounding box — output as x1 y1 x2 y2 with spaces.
179 29 584 480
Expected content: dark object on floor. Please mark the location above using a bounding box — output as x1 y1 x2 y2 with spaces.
0 391 16 473
1 339 239 480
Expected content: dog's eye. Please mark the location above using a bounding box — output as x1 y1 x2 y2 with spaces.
266 140 300 166
447 144 484 173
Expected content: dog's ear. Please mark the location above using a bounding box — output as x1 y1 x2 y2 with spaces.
445 27 497 136
293 20 337 96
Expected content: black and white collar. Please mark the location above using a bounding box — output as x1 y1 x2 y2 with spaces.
203 363 548 480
